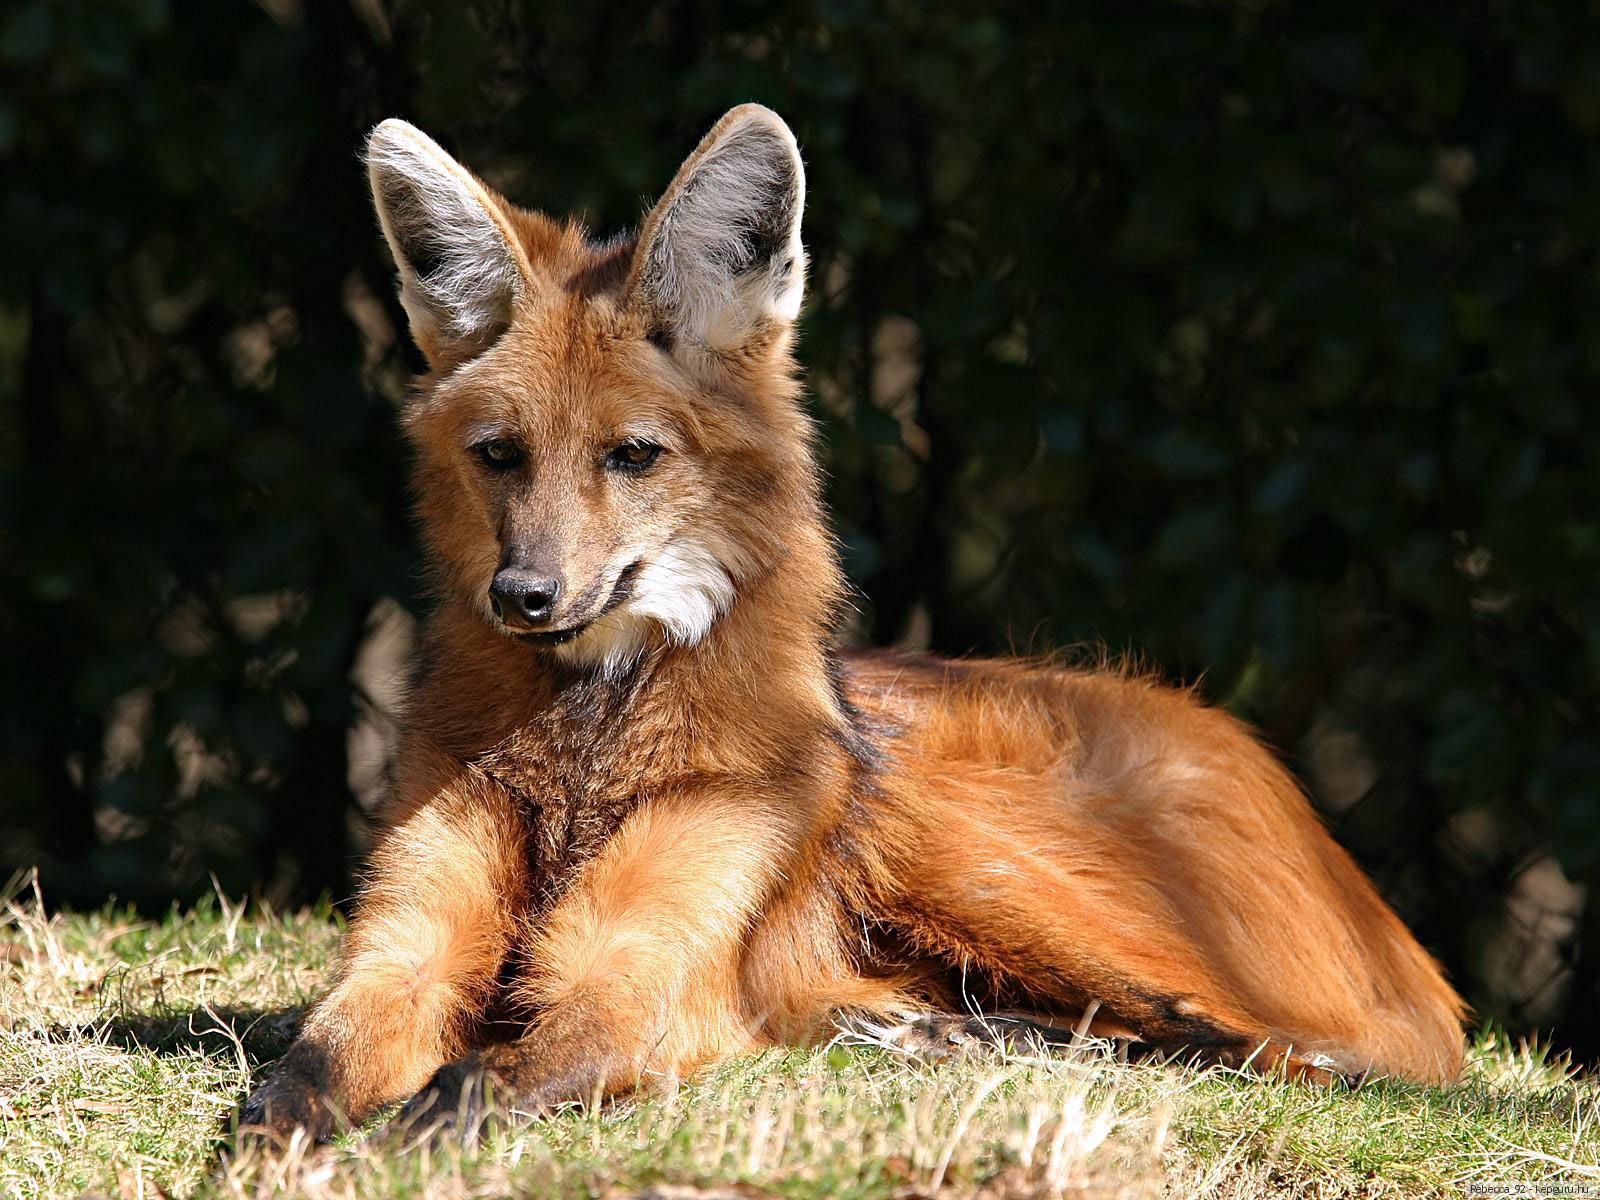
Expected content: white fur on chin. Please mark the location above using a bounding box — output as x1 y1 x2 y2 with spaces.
552 539 736 678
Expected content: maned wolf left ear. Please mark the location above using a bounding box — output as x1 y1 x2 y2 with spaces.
366 119 532 366
629 105 806 358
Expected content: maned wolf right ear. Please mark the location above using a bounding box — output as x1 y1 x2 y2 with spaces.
629 105 806 361
366 119 532 366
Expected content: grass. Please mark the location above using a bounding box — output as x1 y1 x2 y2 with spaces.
1 878 1597 1200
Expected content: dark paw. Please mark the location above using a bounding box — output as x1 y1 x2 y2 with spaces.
888 1014 987 1061
389 1057 497 1145
856 1012 1087 1062
233 1073 335 1150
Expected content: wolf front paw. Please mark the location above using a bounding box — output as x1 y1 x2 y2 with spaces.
234 1071 337 1150
389 1056 498 1145
388 1044 600 1145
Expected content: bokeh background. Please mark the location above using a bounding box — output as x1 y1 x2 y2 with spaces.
3 0 1598 1061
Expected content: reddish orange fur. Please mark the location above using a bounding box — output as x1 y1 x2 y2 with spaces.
240 107 1464 1145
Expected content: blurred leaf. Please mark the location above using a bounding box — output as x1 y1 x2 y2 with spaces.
1150 505 1233 571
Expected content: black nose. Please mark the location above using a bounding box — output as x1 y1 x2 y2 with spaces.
488 569 562 628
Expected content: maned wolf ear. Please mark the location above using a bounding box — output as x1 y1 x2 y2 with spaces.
630 105 806 359
366 119 531 365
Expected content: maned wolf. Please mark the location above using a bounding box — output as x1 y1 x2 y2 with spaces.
240 105 1464 1143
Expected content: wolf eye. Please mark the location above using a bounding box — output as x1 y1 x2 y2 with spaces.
606 440 663 473
477 439 523 470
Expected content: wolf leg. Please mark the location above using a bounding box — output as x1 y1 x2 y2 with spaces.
390 793 796 1137
870 795 1371 1083
237 748 526 1145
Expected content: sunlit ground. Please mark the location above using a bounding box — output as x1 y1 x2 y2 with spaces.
0 880 1595 1199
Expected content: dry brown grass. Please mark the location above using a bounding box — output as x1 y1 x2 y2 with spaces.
1 873 1595 1200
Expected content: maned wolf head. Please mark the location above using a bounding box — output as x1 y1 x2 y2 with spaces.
367 106 835 676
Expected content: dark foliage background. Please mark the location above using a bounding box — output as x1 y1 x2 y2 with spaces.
2 0 1598 1058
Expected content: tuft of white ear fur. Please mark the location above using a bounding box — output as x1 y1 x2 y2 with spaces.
554 539 737 678
631 105 806 354
366 119 528 362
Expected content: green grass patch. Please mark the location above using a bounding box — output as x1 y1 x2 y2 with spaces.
0 882 1595 1199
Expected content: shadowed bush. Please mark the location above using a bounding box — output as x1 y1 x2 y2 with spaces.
1 1 1597 1059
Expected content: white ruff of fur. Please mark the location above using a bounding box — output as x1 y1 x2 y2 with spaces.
366 120 519 345
554 540 737 677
